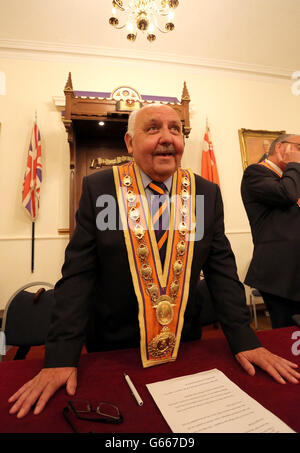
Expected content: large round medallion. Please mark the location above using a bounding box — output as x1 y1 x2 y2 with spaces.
155 299 174 326
148 327 176 358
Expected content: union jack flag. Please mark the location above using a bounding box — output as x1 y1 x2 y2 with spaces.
22 122 42 220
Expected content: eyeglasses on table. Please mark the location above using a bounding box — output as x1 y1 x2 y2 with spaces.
63 399 123 433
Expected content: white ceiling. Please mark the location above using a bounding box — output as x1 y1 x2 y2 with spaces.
1 0 300 76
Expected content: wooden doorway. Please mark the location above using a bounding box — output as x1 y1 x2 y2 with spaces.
73 119 131 211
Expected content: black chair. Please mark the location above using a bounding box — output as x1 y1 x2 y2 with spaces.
249 288 264 329
0 282 54 361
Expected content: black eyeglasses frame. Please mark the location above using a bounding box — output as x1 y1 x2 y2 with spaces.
281 141 300 150
63 399 123 433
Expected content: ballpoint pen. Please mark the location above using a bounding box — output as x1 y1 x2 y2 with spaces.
124 372 144 406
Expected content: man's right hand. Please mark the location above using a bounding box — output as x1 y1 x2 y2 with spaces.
8 367 77 418
280 144 300 165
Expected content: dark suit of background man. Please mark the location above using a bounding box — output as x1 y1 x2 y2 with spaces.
241 134 300 328
9 107 300 419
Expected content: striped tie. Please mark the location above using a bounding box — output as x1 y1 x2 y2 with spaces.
148 181 170 263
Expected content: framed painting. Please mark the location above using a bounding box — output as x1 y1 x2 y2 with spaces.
238 129 285 170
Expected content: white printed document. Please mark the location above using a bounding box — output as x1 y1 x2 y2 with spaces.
146 369 294 433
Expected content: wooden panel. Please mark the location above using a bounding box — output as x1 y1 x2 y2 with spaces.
73 119 131 212
62 74 191 236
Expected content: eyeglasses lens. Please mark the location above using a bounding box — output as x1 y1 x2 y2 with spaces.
69 399 121 423
72 400 91 414
97 402 120 420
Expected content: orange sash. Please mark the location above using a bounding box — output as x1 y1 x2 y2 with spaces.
260 160 300 207
113 162 196 367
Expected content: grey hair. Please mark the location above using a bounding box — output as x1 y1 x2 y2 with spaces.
127 109 139 138
268 134 292 155
127 103 173 137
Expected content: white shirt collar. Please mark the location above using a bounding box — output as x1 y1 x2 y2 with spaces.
265 159 283 176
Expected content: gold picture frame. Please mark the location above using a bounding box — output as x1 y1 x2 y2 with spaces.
238 129 285 170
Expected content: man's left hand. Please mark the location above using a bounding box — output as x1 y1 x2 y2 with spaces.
235 347 300 384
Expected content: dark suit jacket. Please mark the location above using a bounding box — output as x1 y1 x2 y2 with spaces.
241 162 300 301
44 168 260 367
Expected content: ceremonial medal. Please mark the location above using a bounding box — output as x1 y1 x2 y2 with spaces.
134 224 144 239
137 243 149 261
146 283 159 303
170 280 179 299
156 301 173 325
178 222 188 236
173 259 183 276
181 188 190 201
123 175 132 186
129 207 140 221
154 295 175 326
127 190 136 203
141 263 152 280
180 205 188 217
148 327 176 358
182 176 190 187
114 163 196 368
176 240 186 256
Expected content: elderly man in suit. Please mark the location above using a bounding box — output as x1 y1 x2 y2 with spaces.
241 134 300 328
9 106 300 418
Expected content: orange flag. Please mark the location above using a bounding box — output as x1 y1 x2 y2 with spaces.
201 122 220 186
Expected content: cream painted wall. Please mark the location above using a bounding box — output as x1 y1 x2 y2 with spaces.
0 54 298 310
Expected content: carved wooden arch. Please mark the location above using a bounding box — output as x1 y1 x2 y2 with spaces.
62 73 191 236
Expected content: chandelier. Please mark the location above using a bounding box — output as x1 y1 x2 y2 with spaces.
109 0 179 42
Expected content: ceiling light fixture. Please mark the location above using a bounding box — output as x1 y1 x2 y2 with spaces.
109 0 179 42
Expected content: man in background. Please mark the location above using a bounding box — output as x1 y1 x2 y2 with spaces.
241 134 300 328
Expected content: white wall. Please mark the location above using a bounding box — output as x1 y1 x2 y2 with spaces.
0 53 298 309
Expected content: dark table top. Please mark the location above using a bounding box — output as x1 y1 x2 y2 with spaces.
0 327 299 434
